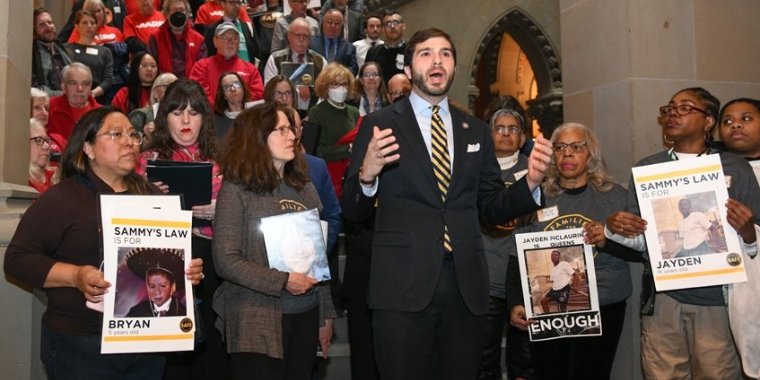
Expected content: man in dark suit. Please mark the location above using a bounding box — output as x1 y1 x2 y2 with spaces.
309 9 358 75
340 28 553 380
203 0 262 67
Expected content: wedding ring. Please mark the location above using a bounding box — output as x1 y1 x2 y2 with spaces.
201 273 205 280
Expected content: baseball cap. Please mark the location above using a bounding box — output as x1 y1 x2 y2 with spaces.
215 22 238 36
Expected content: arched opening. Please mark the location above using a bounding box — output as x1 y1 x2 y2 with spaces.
471 8 563 137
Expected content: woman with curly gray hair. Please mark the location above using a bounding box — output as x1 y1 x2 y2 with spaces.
505 122 639 380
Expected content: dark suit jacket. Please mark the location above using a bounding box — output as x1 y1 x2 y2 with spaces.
340 97 540 315
309 34 358 75
204 18 262 68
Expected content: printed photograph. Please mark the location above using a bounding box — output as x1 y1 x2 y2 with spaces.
113 247 188 318
524 245 591 316
650 191 727 259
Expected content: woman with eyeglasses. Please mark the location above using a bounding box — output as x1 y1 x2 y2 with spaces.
604 88 760 379
29 118 59 194
136 78 228 378
213 72 254 143
504 123 637 380
64 10 115 104
213 102 336 380
128 72 178 145
112 52 159 114
308 62 359 196
349 61 390 116
5 107 204 379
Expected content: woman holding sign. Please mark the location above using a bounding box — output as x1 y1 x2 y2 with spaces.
605 88 760 379
505 123 639 379
136 78 227 378
213 102 336 380
4 107 204 379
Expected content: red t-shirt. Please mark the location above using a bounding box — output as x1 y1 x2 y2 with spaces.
125 0 162 16
68 25 124 45
123 11 166 44
195 1 252 26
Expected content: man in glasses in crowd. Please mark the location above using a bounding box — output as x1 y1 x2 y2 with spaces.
365 9 405 84
265 18 328 113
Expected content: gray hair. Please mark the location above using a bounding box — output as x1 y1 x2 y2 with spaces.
150 73 178 105
543 122 615 197
489 108 526 132
61 62 92 84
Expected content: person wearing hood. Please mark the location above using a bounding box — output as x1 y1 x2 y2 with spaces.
147 0 207 79
190 22 264 107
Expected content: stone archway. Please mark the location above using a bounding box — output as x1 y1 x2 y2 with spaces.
470 8 563 136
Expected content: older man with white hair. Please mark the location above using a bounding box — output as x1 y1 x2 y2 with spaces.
48 63 102 142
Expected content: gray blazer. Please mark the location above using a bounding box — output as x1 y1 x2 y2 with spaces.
212 180 336 357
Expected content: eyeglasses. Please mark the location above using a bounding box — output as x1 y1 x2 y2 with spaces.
325 20 342 27
552 141 587 153
289 32 310 41
140 63 157 70
97 130 143 145
659 104 709 117
362 72 380 79
385 20 402 28
222 81 242 92
271 125 296 137
217 35 240 43
30 136 52 147
274 90 293 98
493 125 522 135
329 82 349 88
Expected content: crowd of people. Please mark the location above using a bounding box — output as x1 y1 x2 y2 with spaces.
7 1 760 380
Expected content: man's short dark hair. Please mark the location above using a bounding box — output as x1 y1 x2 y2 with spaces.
382 9 401 22
363 15 382 30
403 28 457 68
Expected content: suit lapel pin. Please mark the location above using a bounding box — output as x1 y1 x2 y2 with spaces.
462 122 469 130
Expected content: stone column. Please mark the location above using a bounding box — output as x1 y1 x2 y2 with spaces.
560 1 760 379
0 0 47 379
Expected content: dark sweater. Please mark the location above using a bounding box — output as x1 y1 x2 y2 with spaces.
4 169 159 335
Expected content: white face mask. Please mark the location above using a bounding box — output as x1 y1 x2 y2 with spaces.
328 87 348 103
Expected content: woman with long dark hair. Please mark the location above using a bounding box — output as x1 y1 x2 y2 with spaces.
5 107 203 378
213 71 253 143
112 52 158 113
136 78 228 378
213 102 336 380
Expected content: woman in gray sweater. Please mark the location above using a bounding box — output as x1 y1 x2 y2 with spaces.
213 102 336 380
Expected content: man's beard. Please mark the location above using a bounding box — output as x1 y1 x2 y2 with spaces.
411 67 454 97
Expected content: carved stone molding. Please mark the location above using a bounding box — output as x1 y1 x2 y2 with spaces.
470 8 563 135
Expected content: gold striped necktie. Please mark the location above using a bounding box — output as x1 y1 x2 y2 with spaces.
431 105 452 252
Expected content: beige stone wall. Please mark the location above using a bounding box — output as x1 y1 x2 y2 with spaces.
562 0 760 181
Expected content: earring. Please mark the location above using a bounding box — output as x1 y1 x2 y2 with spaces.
663 134 674 144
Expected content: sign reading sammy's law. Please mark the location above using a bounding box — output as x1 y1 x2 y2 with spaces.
632 154 746 291
99 195 195 354
515 228 601 341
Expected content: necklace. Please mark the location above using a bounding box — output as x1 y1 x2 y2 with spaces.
668 146 710 161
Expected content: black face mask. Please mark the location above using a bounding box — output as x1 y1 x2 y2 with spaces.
169 11 187 28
